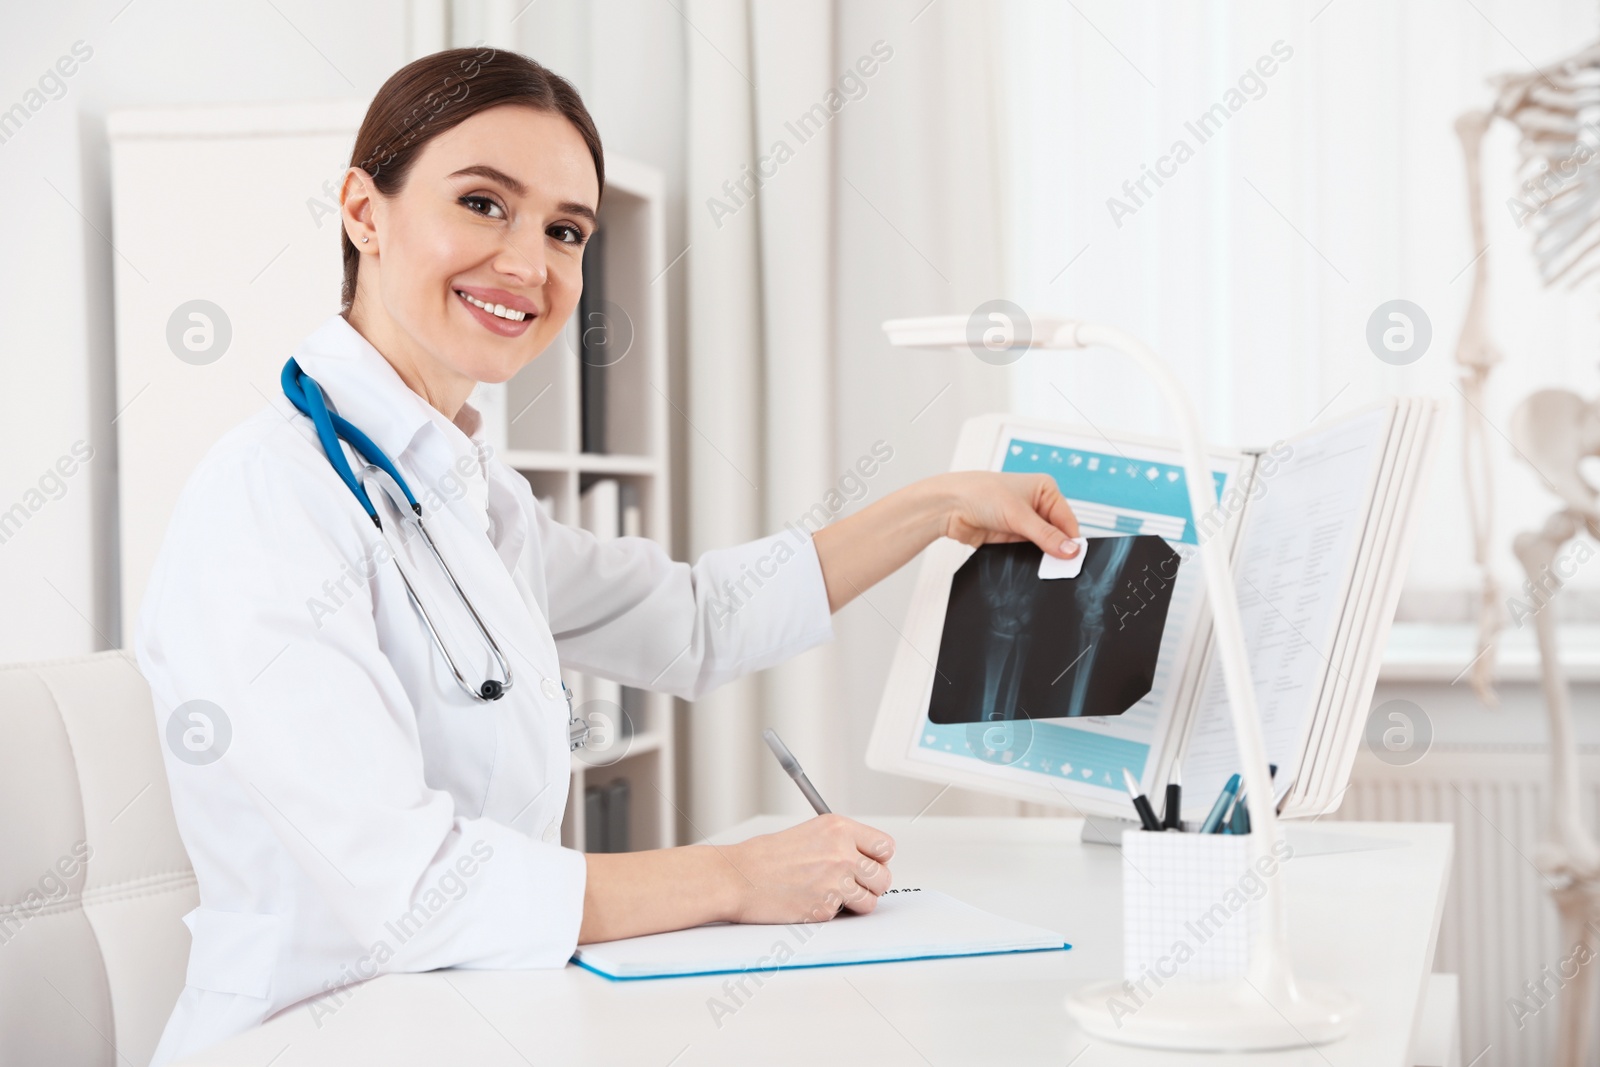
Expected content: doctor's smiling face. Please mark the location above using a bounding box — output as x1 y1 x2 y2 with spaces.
338 102 600 422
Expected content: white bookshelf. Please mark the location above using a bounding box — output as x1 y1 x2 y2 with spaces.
475 155 676 854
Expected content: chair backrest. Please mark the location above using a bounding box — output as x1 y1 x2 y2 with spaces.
0 650 196 1067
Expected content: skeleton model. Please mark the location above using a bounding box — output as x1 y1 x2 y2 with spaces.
1457 41 1600 1067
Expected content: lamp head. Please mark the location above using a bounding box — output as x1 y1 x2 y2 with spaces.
881 314 1085 353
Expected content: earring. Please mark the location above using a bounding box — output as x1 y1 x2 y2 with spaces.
361 236 370 243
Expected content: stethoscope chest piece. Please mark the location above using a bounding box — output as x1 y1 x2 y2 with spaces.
353 462 514 704
283 358 606 743
279 352 515 706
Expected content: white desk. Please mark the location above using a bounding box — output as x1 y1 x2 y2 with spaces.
177 816 1453 1067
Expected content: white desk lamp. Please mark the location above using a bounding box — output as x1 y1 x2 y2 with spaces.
883 314 1356 1050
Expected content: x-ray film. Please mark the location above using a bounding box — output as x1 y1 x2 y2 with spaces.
906 423 1247 797
928 536 1179 725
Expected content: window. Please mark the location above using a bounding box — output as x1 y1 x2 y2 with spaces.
998 0 1600 631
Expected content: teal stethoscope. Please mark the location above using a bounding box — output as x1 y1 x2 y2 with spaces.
282 358 589 749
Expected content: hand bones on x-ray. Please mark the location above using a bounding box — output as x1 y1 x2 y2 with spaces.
933 536 1178 737
973 536 1143 744
1062 536 1138 719
975 548 1040 750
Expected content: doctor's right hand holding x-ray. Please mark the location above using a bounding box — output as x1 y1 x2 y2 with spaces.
136 47 1081 1066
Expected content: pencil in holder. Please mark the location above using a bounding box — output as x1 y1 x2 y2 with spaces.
1120 829 1273 984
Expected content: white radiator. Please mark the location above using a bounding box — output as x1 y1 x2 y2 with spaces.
1337 747 1600 1067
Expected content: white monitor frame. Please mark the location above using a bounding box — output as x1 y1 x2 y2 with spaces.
864 413 1251 813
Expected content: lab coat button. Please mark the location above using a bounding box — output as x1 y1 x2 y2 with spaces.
541 823 559 843
541 678 560 700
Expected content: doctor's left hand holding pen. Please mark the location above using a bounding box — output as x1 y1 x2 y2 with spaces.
139 50 1092 1065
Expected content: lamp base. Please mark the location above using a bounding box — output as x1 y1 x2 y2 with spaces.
1064 978 1358 1051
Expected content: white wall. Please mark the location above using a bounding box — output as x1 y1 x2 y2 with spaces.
828 1 1020 815
11 5 1599 1062
1000 0 1600 624
12 0 1594 798
0 0 418 661
508 0 1030 821
994 0 1600 727
997 12 1600 1061
0 0 693 662
496 0 689 549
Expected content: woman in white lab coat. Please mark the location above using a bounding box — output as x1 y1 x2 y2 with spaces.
139 47 1081 1065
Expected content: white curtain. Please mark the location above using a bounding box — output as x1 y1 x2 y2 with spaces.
998 0 1600 625
682 0 1024 833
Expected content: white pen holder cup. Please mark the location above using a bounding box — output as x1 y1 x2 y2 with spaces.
1120 830 1278 984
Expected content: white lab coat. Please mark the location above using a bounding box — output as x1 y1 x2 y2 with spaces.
138 313 835 1066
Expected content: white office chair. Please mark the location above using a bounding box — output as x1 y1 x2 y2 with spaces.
0 650 196 1067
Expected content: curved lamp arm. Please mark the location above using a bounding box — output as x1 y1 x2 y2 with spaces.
1066 321 1292 991
884 313 1298 995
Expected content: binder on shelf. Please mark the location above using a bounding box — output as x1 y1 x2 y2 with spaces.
579 778 634 853
620 483 642 538
604 778 630 854
579 226 608 453
578 479 625 719
580 479 621 539
620 687 642 738
497 155 673 855
584 786 606 853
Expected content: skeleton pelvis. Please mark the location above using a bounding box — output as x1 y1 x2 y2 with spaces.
1509 388 1600 516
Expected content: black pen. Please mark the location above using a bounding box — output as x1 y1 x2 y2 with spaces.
1122 768 1164 832
1162 766 1183 831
